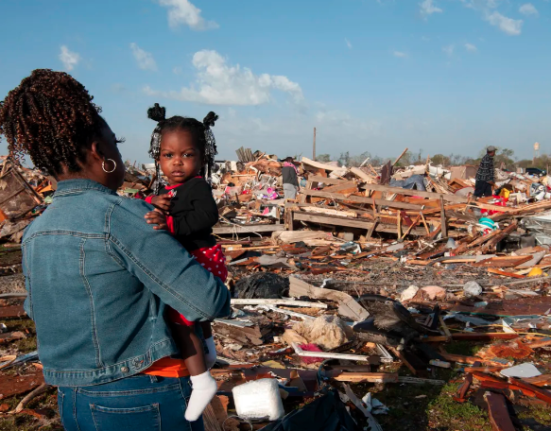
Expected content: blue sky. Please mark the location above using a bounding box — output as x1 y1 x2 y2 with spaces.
1 0 550 163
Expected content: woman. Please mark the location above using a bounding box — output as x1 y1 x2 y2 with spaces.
0 69 230 430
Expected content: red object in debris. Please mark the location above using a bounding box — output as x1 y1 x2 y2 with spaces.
298 344 324 364
487 341 533 360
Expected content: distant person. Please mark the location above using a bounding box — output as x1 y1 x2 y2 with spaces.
282 157 299 200
474 146 496 198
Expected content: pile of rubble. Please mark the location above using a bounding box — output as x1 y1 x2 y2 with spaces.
1 150 551 430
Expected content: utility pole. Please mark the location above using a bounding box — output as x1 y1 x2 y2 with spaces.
313 127 317 161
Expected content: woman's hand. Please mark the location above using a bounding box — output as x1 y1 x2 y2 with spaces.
145 209 168 230
150 195 172 211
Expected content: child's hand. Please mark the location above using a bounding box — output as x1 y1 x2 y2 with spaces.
145 209 168 230
150 195 172 211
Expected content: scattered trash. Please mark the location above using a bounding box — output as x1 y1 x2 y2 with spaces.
463 281 483 297
2 150 551 429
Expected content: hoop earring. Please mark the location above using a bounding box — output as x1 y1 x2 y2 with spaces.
102 159 117 174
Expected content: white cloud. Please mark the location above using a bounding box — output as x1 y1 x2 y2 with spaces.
461 0 501 9
130 43 157 71
173 66 183 75
443 45 455 57
144 50 303 106
59 46 80 71
519 3 538 16
485 11 523 35
345 38 352 49
420 0 443 16
393 51 407 58
157 0 218 30
465 43 477 52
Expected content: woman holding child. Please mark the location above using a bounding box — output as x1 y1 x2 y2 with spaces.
0 69 229 430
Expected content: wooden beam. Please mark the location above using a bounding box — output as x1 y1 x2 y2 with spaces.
308 176 354 186
362 183 467 204
213 224 286 234
292 211 463 237
301 157 341 172
484 392 516 431
392 148 409 166
440 197 448 238
301 189 424 211
349 167 377 184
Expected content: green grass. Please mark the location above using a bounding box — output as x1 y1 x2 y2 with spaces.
517 404 551 429
0 388 62 431
445 340 484 357
427 383 491 430
6 318 37 353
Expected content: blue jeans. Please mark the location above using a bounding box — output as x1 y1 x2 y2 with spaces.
58 375 204 431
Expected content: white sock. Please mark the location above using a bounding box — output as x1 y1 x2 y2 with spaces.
185 371 217 422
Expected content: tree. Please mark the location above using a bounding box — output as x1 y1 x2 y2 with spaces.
431 154 451 167
348 151 372 167
338 152 350 167
395 151 413 167
316 154 331 163
495 148 515 169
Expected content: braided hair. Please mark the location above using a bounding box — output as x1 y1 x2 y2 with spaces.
0 69 112 177
147 103 218 193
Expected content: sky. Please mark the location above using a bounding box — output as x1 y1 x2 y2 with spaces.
1 0 551 164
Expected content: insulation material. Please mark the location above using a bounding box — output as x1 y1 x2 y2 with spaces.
281 329 308 347
232 378 285 421
293 315 354 350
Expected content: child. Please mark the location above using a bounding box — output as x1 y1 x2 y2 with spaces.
144 103 227 422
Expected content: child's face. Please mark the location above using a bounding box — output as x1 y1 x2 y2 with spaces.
159 129 202 185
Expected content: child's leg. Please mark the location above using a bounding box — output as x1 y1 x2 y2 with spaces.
198 321 217 369
171 324 217 421
172 323 208 375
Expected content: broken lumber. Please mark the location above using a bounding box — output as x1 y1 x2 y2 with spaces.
362 183 467 204
289 276 369 321
484 392 515 431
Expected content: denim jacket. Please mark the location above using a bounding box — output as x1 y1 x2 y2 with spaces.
22 180 231 387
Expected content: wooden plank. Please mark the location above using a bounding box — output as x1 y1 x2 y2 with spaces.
301 189 424 211
362 183 467 203
484 392 516 431
439 352 509 367
402 214 421 240
508 378 551 405
523 374 551 387
392 147 409 166
454 361 480 402
440 197 447 238
349 167 377 184
301 157 342 172
480 222 518 253
292 211 462 237
307 176 350 186
213 224 285 234
473 255 532 269
327 371 399 383
420 212 430 235
487 269 526 279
